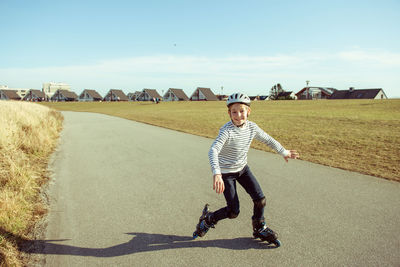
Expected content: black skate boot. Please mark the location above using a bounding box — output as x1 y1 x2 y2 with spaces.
192 204 216 239
252 219 281 247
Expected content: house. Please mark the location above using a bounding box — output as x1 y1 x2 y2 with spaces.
136 89 162 101
250 95 272 101
0 89 21 100
78 89 103 102
127 91 142 101
296 87 337 100
276 91 297 100
329 88 387 100
249 95 269 100
163 88 189 101
216 94 229 101
190 87 218 101
103 89 129 101
14 89 28 99
50 89 78 101
23 89 47 101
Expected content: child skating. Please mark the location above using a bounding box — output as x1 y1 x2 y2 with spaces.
193 93 299 247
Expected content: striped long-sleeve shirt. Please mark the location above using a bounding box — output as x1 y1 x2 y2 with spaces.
208 120 289 175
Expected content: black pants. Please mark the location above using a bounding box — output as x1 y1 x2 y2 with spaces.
212 165 266 222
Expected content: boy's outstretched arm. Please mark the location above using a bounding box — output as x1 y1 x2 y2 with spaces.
213 174 225 194
284 150 300 162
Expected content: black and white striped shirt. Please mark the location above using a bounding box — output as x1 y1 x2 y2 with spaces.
208 120 289 175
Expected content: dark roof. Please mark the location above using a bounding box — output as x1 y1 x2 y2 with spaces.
57 90 78 100
143 89 162 99
199 87 218 100
330 89 384 99
0 89 21 100
81 89 102 100
167 88 189 100
106 89 128 101
27 89 46 98
295 87 307 96
191 87 218 101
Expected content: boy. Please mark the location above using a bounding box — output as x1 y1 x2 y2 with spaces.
193 93 299 246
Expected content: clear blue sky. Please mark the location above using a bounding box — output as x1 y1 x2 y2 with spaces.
1 0 400 97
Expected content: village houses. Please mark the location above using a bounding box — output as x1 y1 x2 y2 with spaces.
0 83 390 102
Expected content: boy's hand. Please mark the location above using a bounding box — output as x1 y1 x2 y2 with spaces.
213 174 224 194
284 150 299 162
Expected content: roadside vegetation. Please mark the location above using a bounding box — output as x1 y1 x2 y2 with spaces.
0 101 63 266
43 99 400 182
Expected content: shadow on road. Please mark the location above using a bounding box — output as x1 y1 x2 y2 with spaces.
4 228 278 258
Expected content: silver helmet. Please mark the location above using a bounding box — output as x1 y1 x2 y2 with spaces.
226 93 251 107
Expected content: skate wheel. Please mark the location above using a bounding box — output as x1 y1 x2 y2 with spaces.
193 232 198 239
273 239 281 247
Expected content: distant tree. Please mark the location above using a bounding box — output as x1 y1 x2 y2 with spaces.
269 83 285 100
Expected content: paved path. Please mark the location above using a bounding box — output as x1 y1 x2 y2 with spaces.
40 111 399 266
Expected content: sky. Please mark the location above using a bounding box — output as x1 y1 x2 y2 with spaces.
1 0 400 98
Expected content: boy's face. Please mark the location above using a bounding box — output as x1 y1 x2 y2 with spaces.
228 103 251 127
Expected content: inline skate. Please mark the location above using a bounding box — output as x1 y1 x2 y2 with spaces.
192 204 215 239
252 219 281 247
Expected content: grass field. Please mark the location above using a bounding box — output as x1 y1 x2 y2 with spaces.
42 99 400 182
0 101 63 266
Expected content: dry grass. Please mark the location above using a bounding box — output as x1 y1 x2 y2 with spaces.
0 101 63 266
43 99 400 182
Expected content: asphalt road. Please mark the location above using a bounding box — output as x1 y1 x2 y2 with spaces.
39 111 399 266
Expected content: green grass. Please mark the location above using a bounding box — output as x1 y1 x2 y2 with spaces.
42 99 400 182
